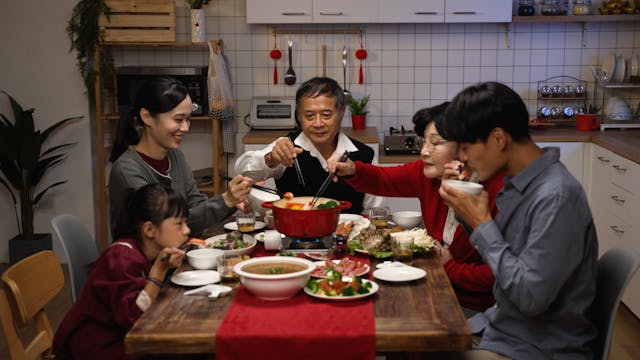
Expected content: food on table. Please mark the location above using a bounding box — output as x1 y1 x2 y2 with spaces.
306 271 372 297
207 231 252 250
393 228 438 253
347 217 372 242
283 191 294 199
346 226 405 258
311 258 369 278
241 261 308 275
335 220 355 237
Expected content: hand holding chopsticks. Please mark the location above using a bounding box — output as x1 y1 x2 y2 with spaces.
310 150 350 207
220 175 279 195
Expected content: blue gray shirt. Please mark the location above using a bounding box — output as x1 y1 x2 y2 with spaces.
471 147 598 359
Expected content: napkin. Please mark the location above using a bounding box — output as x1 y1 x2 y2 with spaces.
184 284 232 300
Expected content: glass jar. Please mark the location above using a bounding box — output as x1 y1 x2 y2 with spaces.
540 0 561 15
518 0 536 15
573 0 591 15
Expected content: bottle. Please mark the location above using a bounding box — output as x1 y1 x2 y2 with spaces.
573 0 591 15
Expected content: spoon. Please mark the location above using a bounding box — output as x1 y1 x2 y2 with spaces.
284 40 296 85
342 46 352 102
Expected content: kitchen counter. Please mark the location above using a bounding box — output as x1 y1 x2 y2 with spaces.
243 128 640 165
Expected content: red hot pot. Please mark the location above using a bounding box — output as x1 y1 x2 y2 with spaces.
262 196 351 238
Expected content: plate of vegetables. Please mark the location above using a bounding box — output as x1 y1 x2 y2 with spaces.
305 273 378 301
204 231 256 256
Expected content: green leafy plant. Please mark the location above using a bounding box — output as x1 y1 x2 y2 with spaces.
186 0 210 9
0 91 82 241
66 0 115 93
347 95 370 115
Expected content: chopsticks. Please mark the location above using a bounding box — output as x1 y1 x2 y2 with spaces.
220 175 279 195
310 150 349 207
161 240 199 262
293 156 306 187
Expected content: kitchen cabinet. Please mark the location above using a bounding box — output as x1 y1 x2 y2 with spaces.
587 144 640 317
378 0 444 23
536 142 584 184
444 0 512 23
246 0 375 24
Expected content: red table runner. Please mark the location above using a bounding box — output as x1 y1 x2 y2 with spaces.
215 247 376 360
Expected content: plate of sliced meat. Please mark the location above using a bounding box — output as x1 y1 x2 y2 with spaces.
311 258 370 278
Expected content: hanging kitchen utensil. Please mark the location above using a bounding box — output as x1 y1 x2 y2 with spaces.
342 46 352 102
355 31 367 85
269 31 282 85
322 44 327 77
284 40 296 85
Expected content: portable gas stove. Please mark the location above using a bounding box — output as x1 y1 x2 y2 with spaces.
280 235 334 253
383 126 420 155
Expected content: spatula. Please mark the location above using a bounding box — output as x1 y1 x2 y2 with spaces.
284 40 296 85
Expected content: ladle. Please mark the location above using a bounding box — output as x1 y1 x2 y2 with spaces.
284 40 296 85
342 46 352 102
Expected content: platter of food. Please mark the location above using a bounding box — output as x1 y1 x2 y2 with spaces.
223 221 266 232
348 227 438 258
304 277 378 301
304 252 331 261
372 266 426 282
204 232 257 256
311 259 370 278
171 270 220 287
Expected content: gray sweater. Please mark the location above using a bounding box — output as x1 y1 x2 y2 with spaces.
109 148 234 238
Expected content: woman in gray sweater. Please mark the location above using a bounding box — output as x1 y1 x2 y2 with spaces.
109 77 251 237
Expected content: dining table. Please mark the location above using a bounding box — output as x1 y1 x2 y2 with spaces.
125 218 472 356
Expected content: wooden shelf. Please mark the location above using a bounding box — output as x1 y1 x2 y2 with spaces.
512 14 640 23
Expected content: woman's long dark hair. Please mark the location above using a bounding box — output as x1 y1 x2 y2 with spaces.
110 77 189 162
112 183 189 242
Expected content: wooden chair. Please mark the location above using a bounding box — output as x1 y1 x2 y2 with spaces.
1 250 65 359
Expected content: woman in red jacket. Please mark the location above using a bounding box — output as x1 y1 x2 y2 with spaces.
329 102 503 314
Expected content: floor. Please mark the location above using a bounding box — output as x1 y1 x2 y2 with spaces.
0 264 639 359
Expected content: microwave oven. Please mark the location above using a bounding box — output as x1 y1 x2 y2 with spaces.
250 97 297 130
116 66 209 116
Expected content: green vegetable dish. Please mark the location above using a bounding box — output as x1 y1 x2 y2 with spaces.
316 200 339 209
306 272 372 297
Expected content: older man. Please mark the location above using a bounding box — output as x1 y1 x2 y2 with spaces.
235 77 381 214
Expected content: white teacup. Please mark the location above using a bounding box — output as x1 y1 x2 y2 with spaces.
443 179 483 195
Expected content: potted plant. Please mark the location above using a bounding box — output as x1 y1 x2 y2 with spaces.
67 0 115 94
347 95 370 130
0 91 81 264
186 0 210 42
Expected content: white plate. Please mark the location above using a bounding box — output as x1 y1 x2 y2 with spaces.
253 232 265 242
631 54 639 77
304 252 331 261
614 54 626 83
204 233 257 256
171 270 220 286
311 260 371 278
304 279 379 301
602 53 616 81
373 267 426 282
223 221 266 232
339 214 364 223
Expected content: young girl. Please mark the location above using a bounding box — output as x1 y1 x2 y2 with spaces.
53 184 190 359
109 76 252 238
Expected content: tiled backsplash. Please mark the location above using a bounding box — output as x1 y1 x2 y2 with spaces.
110 1 640 136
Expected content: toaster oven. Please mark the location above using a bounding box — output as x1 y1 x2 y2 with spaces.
250 97 297 130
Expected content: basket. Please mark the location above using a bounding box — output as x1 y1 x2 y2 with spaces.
99 0 176 42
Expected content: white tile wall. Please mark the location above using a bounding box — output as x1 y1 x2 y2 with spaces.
110 1 640 136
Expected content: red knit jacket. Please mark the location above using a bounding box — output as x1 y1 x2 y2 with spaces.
345 160 504 311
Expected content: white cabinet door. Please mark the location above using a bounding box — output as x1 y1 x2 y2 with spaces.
536 142 584 184
246 0 312 23
445 0 512 23
379 0 444 23
313 0 378 23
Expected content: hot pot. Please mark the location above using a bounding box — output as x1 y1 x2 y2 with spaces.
262 196 351 238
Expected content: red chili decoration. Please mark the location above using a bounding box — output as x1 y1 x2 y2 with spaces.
269 32 282 85
355 31 367 84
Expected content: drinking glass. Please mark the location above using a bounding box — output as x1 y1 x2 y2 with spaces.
217 254 242 285
367 207 390 229
236 211 256 233
391 233 414 265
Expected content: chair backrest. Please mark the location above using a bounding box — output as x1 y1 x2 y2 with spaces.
592 245 640 360
51 214 100 302
1 250 65 359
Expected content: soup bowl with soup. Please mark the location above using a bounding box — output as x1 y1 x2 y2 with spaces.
233 256 315 300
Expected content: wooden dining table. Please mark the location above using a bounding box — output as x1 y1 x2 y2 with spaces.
125 220 472 356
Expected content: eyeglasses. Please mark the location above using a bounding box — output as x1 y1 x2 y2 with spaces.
417 134 449 151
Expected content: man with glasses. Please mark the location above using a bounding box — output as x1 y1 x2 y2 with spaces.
328 102 505 314
235 77 381 214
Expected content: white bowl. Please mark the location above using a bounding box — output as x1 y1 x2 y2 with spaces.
204 234 257 257
392 211 422 229
443 179 483 195
233 256 315 300
248 188 280 216
186 248 224 270
604 96 632 121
